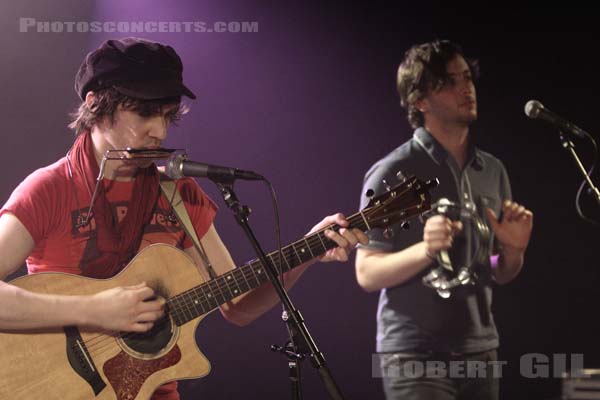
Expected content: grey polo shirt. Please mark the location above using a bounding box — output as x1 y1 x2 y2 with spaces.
359 127 511 354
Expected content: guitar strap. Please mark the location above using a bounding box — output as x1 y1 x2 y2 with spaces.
159 179 218 280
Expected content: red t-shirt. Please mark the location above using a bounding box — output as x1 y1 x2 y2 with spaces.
1 157 217 399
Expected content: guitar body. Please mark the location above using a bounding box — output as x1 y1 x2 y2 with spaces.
0 244 211 400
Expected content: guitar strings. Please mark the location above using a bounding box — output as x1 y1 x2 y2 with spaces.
81 229 338 354
84 216 370 350
82 213 376 355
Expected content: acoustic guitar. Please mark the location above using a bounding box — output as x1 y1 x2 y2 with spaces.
0 176 435 399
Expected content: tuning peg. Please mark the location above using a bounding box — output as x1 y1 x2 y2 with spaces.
400 221 410 231
382 179 392 192
426 178 440 189
434 198 453 214
383 227 394 239
396 170 407 183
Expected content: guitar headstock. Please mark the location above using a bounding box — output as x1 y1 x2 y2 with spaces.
363 176 438 230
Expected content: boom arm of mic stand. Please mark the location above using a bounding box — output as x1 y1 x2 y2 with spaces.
559 132 600 205
214 182 345 400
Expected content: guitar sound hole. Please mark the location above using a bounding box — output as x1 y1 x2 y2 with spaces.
121 316 175 355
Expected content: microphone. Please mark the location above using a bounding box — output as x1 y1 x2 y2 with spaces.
165 154 264 182
524 100 588 139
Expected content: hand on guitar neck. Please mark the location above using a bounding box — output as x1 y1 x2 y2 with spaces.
309 213 369 263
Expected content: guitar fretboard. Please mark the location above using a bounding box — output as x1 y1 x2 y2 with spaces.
167 213 368 326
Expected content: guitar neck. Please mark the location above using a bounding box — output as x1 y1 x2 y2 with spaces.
167 212 369 326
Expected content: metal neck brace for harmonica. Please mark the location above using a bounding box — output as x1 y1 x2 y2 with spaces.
76 147 185 228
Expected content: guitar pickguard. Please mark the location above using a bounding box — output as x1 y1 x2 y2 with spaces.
104 345 182 400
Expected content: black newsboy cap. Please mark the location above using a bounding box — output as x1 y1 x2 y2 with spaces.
74 37 196 100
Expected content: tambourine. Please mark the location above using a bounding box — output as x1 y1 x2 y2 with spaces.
421 198 491 298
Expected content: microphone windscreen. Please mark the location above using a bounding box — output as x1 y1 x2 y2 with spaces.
525 100 543 119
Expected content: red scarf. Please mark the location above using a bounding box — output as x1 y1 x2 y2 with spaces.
70 132 160 278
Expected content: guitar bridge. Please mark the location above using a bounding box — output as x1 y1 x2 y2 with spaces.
64 326 106 395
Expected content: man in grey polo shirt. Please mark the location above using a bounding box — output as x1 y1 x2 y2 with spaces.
355 40 533 400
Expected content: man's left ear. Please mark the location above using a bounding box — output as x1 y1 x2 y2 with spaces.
415 98 428 113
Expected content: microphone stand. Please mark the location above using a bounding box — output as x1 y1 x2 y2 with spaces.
212 178 344 400
559 132 600 205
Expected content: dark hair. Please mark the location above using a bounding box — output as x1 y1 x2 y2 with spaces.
396 40 479 129
68 87 189 134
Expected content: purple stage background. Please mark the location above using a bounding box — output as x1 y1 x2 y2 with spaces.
1 2 598 399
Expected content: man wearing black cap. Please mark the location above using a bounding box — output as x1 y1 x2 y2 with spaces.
0 37 367 399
